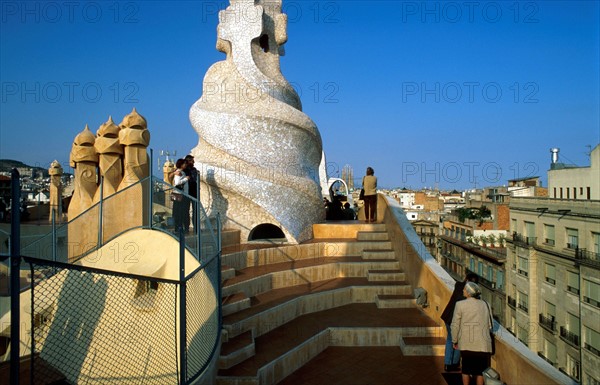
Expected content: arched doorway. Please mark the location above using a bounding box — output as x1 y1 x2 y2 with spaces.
248 223 286 241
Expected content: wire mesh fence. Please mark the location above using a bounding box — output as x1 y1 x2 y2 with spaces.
185 255 221 382
8 174 222 385
26 257 180 385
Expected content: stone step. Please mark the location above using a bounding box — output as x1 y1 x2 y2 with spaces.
401 337 446 356
367 269 405 282
222 257 401 298
357 231 389 242
376 294 416 309
221 265 236 282
223 292 251 317
219 330 255 370
223 279 412 339
362 249 396 260
217 304 439 385
312 223 387 239
222 241 394 270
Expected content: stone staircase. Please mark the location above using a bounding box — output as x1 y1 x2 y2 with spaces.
216 223 445 385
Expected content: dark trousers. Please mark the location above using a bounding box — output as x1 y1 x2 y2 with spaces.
364 194 377 221
173 196 190 233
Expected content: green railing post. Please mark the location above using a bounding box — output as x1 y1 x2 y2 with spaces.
149 149 154 229
51 208 57 263
179 228 187 384
98 176 104 246
10 168 21 385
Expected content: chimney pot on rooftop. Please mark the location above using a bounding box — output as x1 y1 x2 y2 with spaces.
550 148 560 164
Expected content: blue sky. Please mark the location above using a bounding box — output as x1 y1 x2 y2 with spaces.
1 0 599 189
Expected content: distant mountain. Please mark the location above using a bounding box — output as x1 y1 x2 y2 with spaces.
0 159 49 177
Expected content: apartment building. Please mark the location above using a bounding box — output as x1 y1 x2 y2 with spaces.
505 144 600 384
411 219 439 259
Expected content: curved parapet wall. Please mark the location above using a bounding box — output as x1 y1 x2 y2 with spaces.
189 0 324 244
380 195 577 385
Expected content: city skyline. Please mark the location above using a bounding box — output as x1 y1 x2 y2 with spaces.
1 0 599 190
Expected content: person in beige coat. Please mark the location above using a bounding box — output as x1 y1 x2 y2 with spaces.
451 282 493 385
362 167 377 222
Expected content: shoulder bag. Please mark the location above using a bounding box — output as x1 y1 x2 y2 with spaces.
484 301 495 355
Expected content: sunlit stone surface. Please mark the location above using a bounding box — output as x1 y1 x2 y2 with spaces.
190 0 324 243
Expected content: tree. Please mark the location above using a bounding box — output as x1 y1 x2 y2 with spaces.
455 205 492 226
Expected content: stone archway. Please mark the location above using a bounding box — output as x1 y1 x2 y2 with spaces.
248 223 286 241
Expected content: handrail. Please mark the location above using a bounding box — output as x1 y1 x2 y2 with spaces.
20 176 219 264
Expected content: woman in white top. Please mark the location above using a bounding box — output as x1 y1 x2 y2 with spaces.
173 158 190 233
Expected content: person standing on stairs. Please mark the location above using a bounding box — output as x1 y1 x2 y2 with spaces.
362 167 377 223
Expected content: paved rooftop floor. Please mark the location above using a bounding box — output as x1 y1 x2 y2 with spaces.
278 346 462 385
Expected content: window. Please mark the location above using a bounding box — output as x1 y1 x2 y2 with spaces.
525 221 535 243
543 339 557 364
544 224 555 245
580 187 584 195
587 187 591 200
478 261 484 276
583 280 600 308
518 256 529 277
518 291 529 313
567 271 580 294
488 266 494 282
573 187 577 199
567 188 570 199
567 228 579 249
470 257 475 271
544 263 556 285
567 312 580 337
584 327 600 356
560 187 563 199
496 271 504 290
593 232 600 255
518 325 529 345
566 355 580 381
553 187 557 198
545 301 556 319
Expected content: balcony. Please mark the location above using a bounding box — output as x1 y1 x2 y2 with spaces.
559 326 580 347
517 302 529 313
537 351 556 366
584 343 600 357
538 314 557 332
575 248 600 268
507 296 516 309
466 268 496 290
511 232 536 248
567 285 580 295
584 296 600 308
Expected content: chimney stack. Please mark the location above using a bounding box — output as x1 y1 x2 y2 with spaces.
550 148 560 165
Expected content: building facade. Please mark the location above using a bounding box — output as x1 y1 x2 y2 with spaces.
506 197 600 384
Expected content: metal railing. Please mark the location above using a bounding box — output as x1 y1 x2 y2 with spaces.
538 314 557 332
575 248 600 267
560 326 580 347
7 167 223 385
511 232 536 247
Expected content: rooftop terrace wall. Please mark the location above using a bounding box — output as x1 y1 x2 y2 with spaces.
381 195 577 385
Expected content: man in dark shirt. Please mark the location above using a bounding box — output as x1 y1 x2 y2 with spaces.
185 155 199 233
